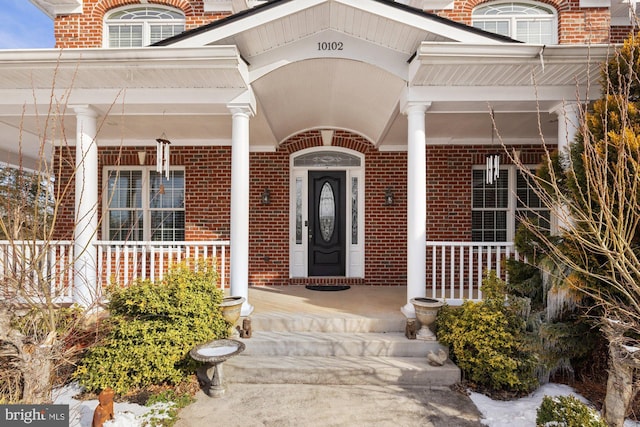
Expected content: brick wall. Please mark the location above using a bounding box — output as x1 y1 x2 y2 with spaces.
54 0 228 48
433 0 610 44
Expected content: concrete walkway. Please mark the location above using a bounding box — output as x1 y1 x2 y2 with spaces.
174 384 484 427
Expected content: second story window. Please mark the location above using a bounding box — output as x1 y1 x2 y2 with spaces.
105 6 185 48
472 2 557 44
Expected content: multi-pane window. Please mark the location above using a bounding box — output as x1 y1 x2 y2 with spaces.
472 169 509 242
472 167 550 242
106 168 185 241
472 2 557 44
105 6 185 48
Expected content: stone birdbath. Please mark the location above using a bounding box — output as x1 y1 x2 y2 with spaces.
190 339 245 397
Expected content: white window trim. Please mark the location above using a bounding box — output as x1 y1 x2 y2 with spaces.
472 164 553 242
102 166 185 242
472 1 558 45
103 5 186 48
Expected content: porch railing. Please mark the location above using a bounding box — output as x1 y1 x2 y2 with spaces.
426 241 517 305
1 240 516 306
0 240 75 303
95 240 230 290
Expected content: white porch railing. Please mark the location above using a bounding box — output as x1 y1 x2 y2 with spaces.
95 240 230 290
426 241 517 305
1 240 516 306
0 240 75 303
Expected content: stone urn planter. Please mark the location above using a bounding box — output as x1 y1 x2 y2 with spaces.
220 296 245 337
410 297 444 341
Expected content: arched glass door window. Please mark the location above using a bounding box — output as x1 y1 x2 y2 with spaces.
472 2 557 44
105 6 185 48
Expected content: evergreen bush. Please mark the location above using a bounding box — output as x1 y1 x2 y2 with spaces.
436 271 538 393
536 395 606 427
73 260 228 393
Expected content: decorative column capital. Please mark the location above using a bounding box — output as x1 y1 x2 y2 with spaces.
550 101 581 118
71 105 98 118
227 89 256 117
401 101 432 116
399 87 432 115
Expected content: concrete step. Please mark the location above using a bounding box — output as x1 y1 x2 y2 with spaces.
224 355 461 386
240 331 446 357
248 312 406 333
224 312 459 388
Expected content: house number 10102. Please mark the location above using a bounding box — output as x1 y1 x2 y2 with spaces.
317 42 343 51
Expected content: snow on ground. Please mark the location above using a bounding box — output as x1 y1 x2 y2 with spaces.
470 383 640 427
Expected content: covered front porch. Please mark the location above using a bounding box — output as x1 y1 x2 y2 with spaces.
0 1 608 319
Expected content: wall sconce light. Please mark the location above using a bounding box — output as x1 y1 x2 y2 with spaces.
384 187 394 205
137 150 146 166
261 187 271 205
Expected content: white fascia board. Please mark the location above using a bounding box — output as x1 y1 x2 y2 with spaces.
0 88 246 116
203 0 267 12
398 0 455 10
405 85 597 103
416 42 544 60
0 46 250 87
0 46 242 68
30 0 82 19
203 0 234 12
336 0 503 43
410 43 610 81
580 0 611 7
170 0 327 47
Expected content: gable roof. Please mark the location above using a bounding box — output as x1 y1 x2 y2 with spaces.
153 0 517 55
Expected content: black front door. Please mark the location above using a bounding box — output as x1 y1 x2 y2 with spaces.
308 171 346 276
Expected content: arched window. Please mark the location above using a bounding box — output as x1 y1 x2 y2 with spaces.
472 2 557 44
104 6 185 48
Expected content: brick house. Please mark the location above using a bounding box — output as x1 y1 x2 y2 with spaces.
0 0 624 317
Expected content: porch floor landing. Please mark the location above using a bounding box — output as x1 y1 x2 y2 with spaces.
247 285 406 317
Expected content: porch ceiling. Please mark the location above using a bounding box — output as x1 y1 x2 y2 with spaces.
251 58 406 144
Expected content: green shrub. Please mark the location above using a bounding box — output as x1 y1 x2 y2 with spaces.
436 271 538 393
73 260 228 394
536 395 606 427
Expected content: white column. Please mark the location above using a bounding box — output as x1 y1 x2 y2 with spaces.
553 102 581 161
72 106 99 307
401 101 431 318
229 104 254 316
552 102 581 234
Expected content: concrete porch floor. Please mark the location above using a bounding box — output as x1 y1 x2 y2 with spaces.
246 285 407 317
